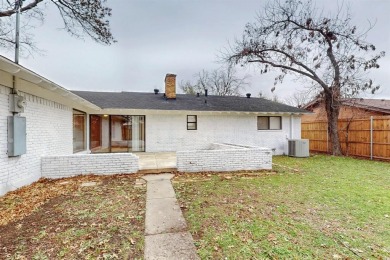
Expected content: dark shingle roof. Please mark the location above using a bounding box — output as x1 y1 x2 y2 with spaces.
342 98 390 114
72 91 308 113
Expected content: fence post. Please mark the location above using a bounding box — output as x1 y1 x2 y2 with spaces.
370 116 373 160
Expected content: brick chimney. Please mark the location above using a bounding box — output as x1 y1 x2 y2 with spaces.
165 74 176 99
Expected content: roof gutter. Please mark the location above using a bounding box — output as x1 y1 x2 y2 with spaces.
0 55 101 111
96 108 309 115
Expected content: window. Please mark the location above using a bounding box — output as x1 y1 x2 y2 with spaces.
73 110 86 152
257 116 282 130
187 115 197 130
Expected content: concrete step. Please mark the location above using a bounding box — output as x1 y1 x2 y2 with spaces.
138 168 177 174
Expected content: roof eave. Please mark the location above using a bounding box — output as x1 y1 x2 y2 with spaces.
0 55 100 111
91 108 308 115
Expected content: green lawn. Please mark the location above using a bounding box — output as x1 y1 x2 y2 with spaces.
174 155 390 259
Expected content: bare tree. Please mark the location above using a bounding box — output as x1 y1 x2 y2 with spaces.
227 0 384 155
180 66 249 96
0 0 115 55
284 90 316 108
178 70 209 95
178 80 198 95
258 91 281 103
209 66 249 96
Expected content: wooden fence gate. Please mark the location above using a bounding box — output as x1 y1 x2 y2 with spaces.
301 116 390 160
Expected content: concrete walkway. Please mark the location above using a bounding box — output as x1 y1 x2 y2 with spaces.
142 173 199 260
137 152 177 173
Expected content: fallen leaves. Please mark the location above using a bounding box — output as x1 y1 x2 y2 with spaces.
0 178 79 226
0 174 146 259
173 170 277 183
0 174 144 226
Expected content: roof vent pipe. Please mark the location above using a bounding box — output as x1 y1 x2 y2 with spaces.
154 88 159 95
246 93 251 98
205 89 208 97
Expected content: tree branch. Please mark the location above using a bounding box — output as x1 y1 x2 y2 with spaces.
0 0 44 17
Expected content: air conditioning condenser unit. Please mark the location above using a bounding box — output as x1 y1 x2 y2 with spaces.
288 139 309 157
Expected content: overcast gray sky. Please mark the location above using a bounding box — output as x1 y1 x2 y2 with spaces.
1 0 389 101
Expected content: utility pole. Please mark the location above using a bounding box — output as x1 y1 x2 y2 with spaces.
15 0 23 64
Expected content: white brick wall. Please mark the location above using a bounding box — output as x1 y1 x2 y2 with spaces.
41 153 139 179
0 85 72 195
177 144 272 172
210 143 246 150
145 113 301 154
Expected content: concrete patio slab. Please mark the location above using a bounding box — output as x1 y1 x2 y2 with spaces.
137 152 177 171
157 160 176 169
144 232 200 260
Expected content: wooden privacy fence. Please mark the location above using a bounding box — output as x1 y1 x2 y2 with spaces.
301 116 390 160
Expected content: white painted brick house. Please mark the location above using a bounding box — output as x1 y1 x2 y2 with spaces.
0 56 100 195
0 55 308 196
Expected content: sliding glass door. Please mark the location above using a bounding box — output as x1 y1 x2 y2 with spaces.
130 116 145 152
90 115 110 153
90 115 145 153
111 115 130 152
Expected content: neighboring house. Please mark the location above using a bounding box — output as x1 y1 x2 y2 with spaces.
302 97 390 122
0 55 308 195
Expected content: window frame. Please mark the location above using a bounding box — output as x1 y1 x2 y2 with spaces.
73 109 87 153
257 116 282 130
187 115 197 130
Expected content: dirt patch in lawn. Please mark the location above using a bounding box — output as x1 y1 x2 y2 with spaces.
0 174 146 259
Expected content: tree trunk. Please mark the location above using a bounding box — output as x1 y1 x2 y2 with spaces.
324 92 343 155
